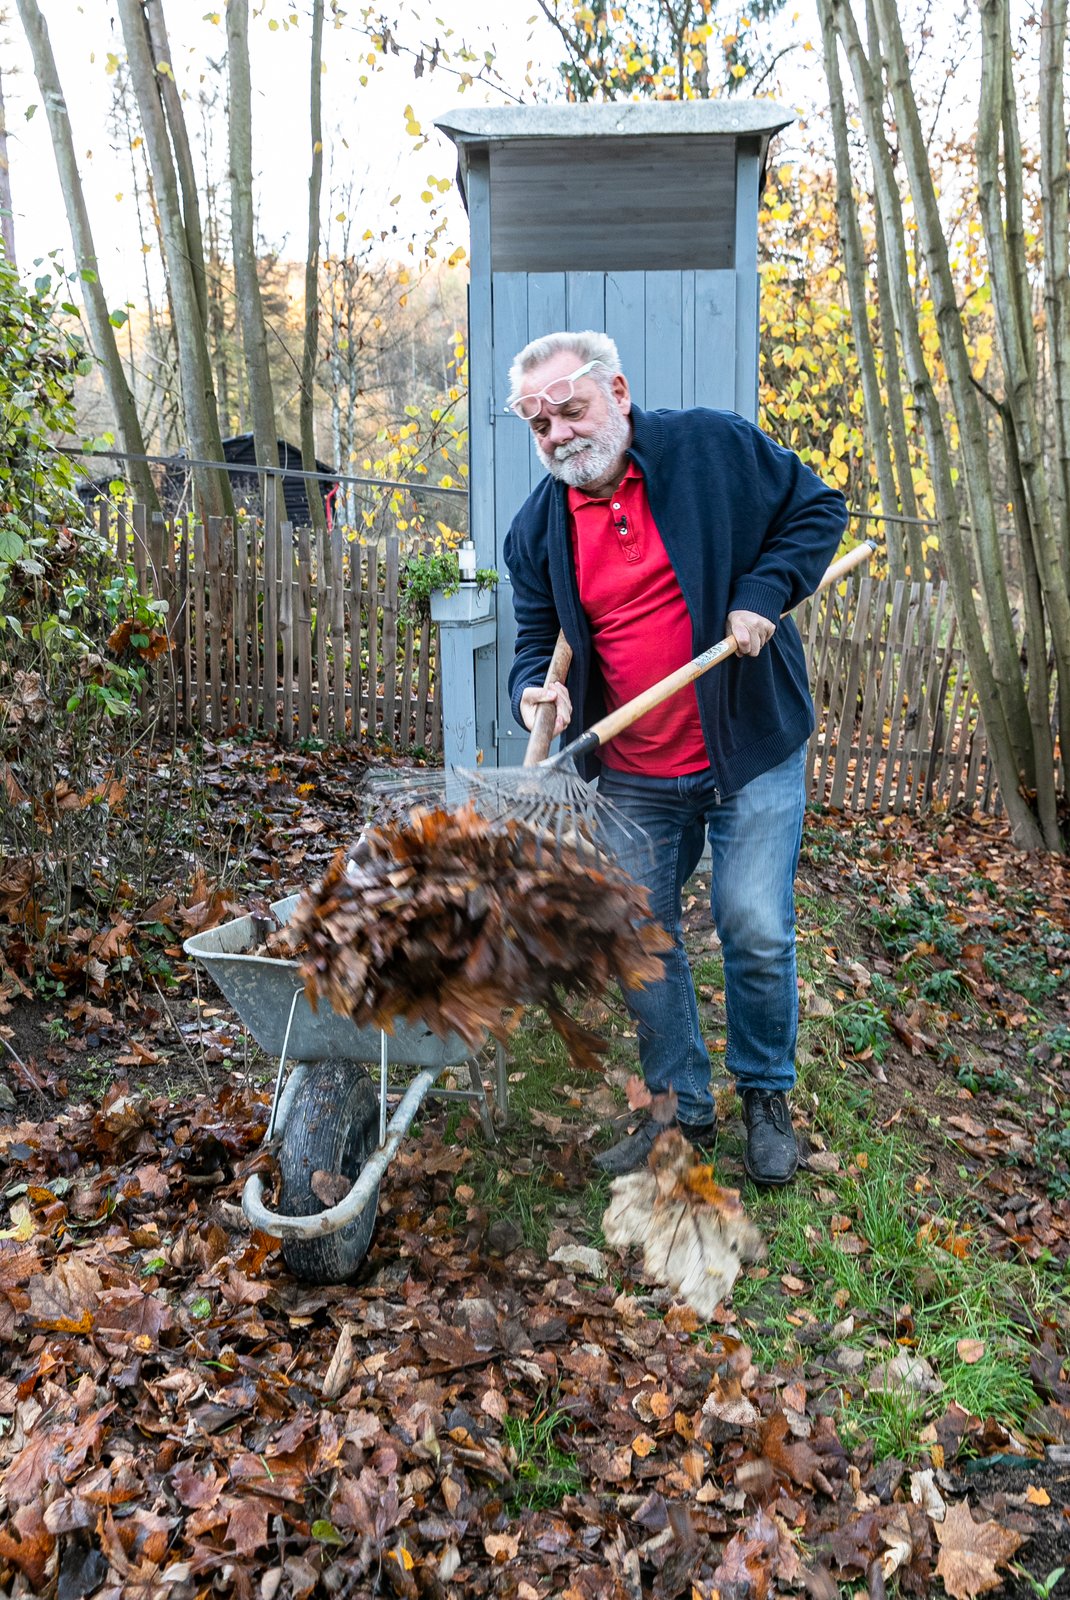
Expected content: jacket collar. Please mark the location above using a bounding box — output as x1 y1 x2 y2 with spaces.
625 404 664 479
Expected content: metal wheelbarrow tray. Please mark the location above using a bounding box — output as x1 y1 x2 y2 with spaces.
184 893 507 1284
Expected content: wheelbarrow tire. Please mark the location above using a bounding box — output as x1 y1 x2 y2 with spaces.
278 1061 380 1284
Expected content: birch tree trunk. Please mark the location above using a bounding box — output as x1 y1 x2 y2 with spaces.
143 0 208 333
227 0 278 475
116 0 232 521
977 0 1070 824
817 0 904 580
831 0 1045 848
864 0 923 577
16 0 159 511
871 188 924 576
1039 0 1070 570
300 0 328 541
0 62 15 266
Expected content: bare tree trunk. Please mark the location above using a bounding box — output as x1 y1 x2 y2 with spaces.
0 61 15 266
869 0 1034 775
143 0 209 332
116 0 232 521
999 400 1062 847
817 0 903 579
300 0 328 541
15 0 159 511
227 0 278 474
203 180 231 434
864 0 923 576
1039 0 1070 572
871 188 925 575
832 0 1044 848
977 0 1070 821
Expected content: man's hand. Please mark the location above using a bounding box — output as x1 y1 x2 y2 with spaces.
520 681 572 734
727 610 776 659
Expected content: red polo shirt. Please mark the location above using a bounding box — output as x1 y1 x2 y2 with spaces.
568 462 709 776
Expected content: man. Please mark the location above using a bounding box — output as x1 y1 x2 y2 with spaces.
503 330 848 1184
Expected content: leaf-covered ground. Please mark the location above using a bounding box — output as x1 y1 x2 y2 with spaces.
1 739 1068 1599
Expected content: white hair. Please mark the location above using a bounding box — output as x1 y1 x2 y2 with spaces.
507 329 622 407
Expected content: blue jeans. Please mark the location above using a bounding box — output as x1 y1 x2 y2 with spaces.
597 745 807 1125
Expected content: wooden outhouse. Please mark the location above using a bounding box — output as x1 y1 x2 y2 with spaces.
433 101 792 770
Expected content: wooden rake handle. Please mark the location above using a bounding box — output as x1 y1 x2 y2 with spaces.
554 539 876 766
523 629 574 767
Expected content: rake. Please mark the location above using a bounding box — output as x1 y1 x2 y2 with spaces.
362 539 875 866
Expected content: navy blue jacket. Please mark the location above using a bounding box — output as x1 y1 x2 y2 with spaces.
504 404 849 797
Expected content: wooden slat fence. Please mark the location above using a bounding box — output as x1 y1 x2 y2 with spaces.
107 496 1001 815
798 574 999 814
99 497 441 754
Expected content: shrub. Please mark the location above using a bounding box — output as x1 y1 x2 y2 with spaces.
0 253 166 954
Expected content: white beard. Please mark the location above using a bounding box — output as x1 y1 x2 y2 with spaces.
538 405 631 488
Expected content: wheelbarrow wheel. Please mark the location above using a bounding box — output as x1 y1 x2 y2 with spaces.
278 1061 380 1284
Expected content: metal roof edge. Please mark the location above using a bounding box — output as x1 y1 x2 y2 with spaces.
434 99 794 146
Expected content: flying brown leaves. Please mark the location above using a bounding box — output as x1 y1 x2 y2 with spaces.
289 804 671 1067
603 1128 764 1318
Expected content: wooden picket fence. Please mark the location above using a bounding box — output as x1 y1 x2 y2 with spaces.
108 493 1001 814
799 573 998 814
103 485 442 752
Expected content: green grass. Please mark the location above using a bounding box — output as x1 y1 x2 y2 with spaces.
724 1077 1042 1450
503 1405 583 1511
838 1391 932 1461
440 1015 609 1253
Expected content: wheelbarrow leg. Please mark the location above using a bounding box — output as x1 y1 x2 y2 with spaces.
495 1040 509 1129
467 1055 497 1144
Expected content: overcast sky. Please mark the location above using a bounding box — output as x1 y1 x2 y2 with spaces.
3 0 836 307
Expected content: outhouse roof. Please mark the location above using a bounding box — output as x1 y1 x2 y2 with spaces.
436 100 792 142
435 99 792 203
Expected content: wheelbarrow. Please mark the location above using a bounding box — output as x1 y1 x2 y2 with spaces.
183 892 507 1284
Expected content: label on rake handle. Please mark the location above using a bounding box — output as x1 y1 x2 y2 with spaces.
693 638 737 670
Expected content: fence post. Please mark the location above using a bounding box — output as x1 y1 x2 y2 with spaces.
207 516 225 733
280 519 295 743
147 511 172 729
331 522 346 739
382 535 400 745
349 542 363 738
262 479 278 735
365 541 380 739
314 524 329 736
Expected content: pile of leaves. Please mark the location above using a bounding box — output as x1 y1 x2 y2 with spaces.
287 803 671 1068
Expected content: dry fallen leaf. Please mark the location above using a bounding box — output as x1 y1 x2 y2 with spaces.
322 1323 356 1401
483 1531 519 1562
909 1467 947 1522
956 1338 986 1365
603 1130 764 1319
934 1499 1022 1599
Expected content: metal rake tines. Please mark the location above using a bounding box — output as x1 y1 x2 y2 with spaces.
454 764 654 876
356 763 653 878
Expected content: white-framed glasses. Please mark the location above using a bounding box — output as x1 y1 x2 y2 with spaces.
507 359 606 420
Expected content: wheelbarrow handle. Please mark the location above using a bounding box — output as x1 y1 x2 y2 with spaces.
554 538 877 766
